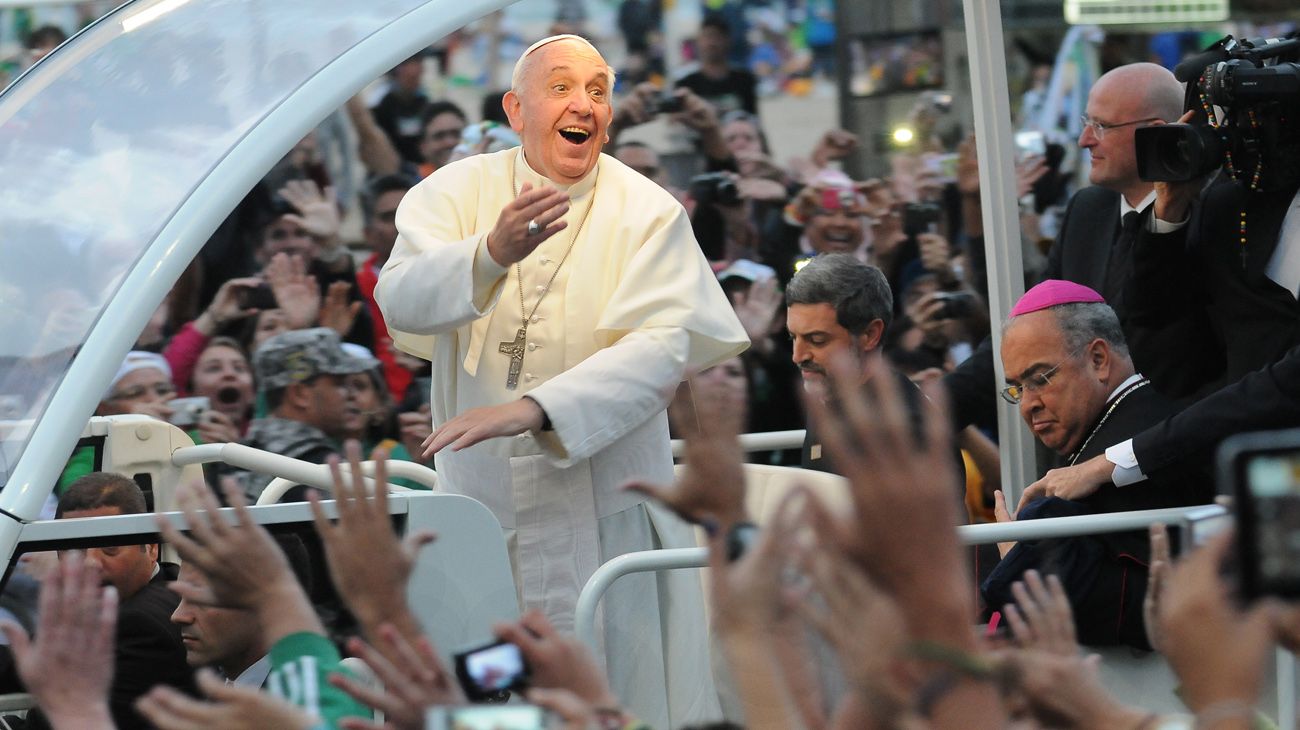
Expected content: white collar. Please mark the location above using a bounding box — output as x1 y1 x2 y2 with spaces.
1119 190 1156 219
1107 372 1145 401
229 655 272 688
514 148 600 199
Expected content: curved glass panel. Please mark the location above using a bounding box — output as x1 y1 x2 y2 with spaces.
0 0 432 484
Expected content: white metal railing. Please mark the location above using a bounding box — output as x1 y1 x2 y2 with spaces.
672 430 805 457
574 504 1297 727
170 443 439 504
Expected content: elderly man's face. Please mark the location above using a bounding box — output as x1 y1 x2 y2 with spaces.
1000 311 1111 456
504 40 613 185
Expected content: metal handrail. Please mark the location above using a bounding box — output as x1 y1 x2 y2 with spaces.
672 430 805 457
171 443 440 503
575 504 1223 650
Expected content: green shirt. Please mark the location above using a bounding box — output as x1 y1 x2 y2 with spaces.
266 632 369 727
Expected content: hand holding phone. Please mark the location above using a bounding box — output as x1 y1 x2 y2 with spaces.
1220 429 1300 599
453 639 530 701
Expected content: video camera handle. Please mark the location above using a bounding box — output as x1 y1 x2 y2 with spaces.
1175 34 1300 82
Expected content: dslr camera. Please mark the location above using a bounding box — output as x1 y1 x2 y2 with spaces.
645 90 685 115
1135 33 1300 191
689 172 740 206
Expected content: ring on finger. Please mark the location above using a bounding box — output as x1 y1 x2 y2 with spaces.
527 219 542 236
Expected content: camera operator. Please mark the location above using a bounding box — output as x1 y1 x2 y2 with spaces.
943 62 1217 435
1125 35 1300 395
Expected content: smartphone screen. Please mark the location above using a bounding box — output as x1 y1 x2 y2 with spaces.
453 640 528 700
1224 429 1300 599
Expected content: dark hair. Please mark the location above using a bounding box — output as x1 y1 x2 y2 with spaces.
360 173 418 224
57 473 146 519
422 100 468 129
786 253 893 335
700 14 731 36
481 90 512 125
719 109 771 155
25 25 66 51
273 533 313 594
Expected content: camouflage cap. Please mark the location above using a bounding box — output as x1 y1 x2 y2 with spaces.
253 327 370 391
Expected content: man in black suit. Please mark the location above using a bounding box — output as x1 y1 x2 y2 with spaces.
984 281 1213 647
49 473 196 729
944 62 1217 433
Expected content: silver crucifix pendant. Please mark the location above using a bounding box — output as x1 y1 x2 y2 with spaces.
499 327 528 390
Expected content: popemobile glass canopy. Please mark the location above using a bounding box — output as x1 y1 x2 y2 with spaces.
0 0 510 518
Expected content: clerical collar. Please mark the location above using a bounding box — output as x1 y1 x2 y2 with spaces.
1106 373 1145 402
1119 190 1156 220
514 148 599 199
1068 373 1149 466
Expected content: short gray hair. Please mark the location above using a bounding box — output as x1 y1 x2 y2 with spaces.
785 253 893 335
1004 301 1130 360
510 34 616 94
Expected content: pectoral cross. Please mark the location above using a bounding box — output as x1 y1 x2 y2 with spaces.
498 327 528 390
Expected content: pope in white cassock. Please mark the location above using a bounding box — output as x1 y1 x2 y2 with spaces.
374 34 748 726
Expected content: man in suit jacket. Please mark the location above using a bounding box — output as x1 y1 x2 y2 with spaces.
984 281 1213 647
47 473 196 730
944 62 1218 433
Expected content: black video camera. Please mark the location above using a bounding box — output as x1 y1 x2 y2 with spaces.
689 172 740 206
1136 33 1300 191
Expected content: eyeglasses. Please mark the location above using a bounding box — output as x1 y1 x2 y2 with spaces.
1000 350 1080 405
108 383 177 402
1079 115 1163 140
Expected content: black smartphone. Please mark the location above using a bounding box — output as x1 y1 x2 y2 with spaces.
452 639 529 702
239 283 278 311
1221 428 1300 599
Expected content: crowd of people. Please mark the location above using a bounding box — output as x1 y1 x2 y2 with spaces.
5 3 1300 729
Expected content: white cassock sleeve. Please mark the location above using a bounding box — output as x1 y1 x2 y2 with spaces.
373 165 508 342
525 203 748 466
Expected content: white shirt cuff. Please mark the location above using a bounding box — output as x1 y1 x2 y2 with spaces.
1149 215 1188 234
1105 439 1148 487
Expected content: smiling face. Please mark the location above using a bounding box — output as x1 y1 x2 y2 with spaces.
503 39 613 185
807 208 865 254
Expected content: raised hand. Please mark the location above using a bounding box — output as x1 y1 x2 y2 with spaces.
263 252 321 329
493 610 620 708
319 280 363 337
278 179 341 240
309 442 435 642
1004 570 1079 657
0 552 118 730
485 182 570 267
624 376 748 531
331 624 464 730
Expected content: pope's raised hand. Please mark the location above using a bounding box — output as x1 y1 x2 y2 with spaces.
486 182 571 267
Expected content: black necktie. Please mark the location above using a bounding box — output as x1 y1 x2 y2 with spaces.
1104 210 1142 307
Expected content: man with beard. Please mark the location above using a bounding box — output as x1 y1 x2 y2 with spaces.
237 328 369 500
785 253 956 476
